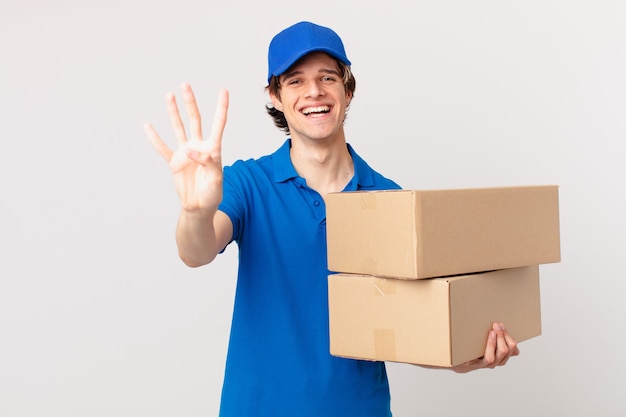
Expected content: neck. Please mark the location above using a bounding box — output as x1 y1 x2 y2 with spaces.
289 135 354 197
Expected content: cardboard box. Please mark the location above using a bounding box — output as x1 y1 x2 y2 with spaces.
326 186 560 279
328 266 541 367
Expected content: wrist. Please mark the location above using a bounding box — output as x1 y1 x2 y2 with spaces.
180 206 217 221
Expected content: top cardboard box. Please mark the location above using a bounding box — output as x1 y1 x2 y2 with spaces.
326 185 561 279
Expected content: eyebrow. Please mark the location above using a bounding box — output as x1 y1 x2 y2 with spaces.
281 67 341 81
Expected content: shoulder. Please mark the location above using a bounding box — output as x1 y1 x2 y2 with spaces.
223 153 274 183
224 139 296 187
347 144 402 190
365 169 402 191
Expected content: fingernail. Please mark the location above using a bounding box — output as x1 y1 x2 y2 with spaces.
494 323 504 331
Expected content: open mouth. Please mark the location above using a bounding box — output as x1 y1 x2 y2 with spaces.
302 105 331 116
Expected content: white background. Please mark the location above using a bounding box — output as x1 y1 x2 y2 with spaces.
2 1 624 416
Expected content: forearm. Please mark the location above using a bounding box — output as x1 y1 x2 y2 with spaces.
175 208 221 267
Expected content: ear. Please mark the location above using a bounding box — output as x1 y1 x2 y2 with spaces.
346 91 353 107
270 91 284 112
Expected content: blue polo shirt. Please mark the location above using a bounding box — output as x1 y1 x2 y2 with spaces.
218 139 401 417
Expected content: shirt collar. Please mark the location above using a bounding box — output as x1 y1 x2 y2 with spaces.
272 139 375 189
346 143 375 190
272 139 299 183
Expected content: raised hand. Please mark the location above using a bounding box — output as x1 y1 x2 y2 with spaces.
144 83 229 213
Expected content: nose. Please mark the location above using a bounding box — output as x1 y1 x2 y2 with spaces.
304 79 324 98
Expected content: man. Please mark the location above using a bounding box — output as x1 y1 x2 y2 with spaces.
145 21 519 417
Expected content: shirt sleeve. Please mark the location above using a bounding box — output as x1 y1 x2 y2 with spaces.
218 162 247 245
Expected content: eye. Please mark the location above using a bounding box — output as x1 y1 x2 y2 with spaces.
285 78 302 86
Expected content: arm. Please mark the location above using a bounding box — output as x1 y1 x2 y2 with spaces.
144 83 232 267
175 209 233 267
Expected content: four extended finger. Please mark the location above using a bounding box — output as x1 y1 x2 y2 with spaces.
166 91 188 145
144 122 174 161
207 89 229 154
181 83 203 141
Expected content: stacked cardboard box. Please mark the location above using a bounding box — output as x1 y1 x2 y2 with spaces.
325 185 561 367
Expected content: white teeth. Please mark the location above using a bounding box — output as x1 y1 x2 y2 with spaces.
302 106 330 115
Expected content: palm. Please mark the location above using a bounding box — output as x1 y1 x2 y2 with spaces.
145 84 229 212
169 138 222 211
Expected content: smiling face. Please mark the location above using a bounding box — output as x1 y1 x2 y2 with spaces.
270 52 353 145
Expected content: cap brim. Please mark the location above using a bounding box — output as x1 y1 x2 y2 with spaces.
269 48 351 82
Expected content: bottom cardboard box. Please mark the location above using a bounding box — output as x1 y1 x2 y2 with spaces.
328 266 541 367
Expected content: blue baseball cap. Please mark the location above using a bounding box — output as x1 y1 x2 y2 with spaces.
267 21 351 83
